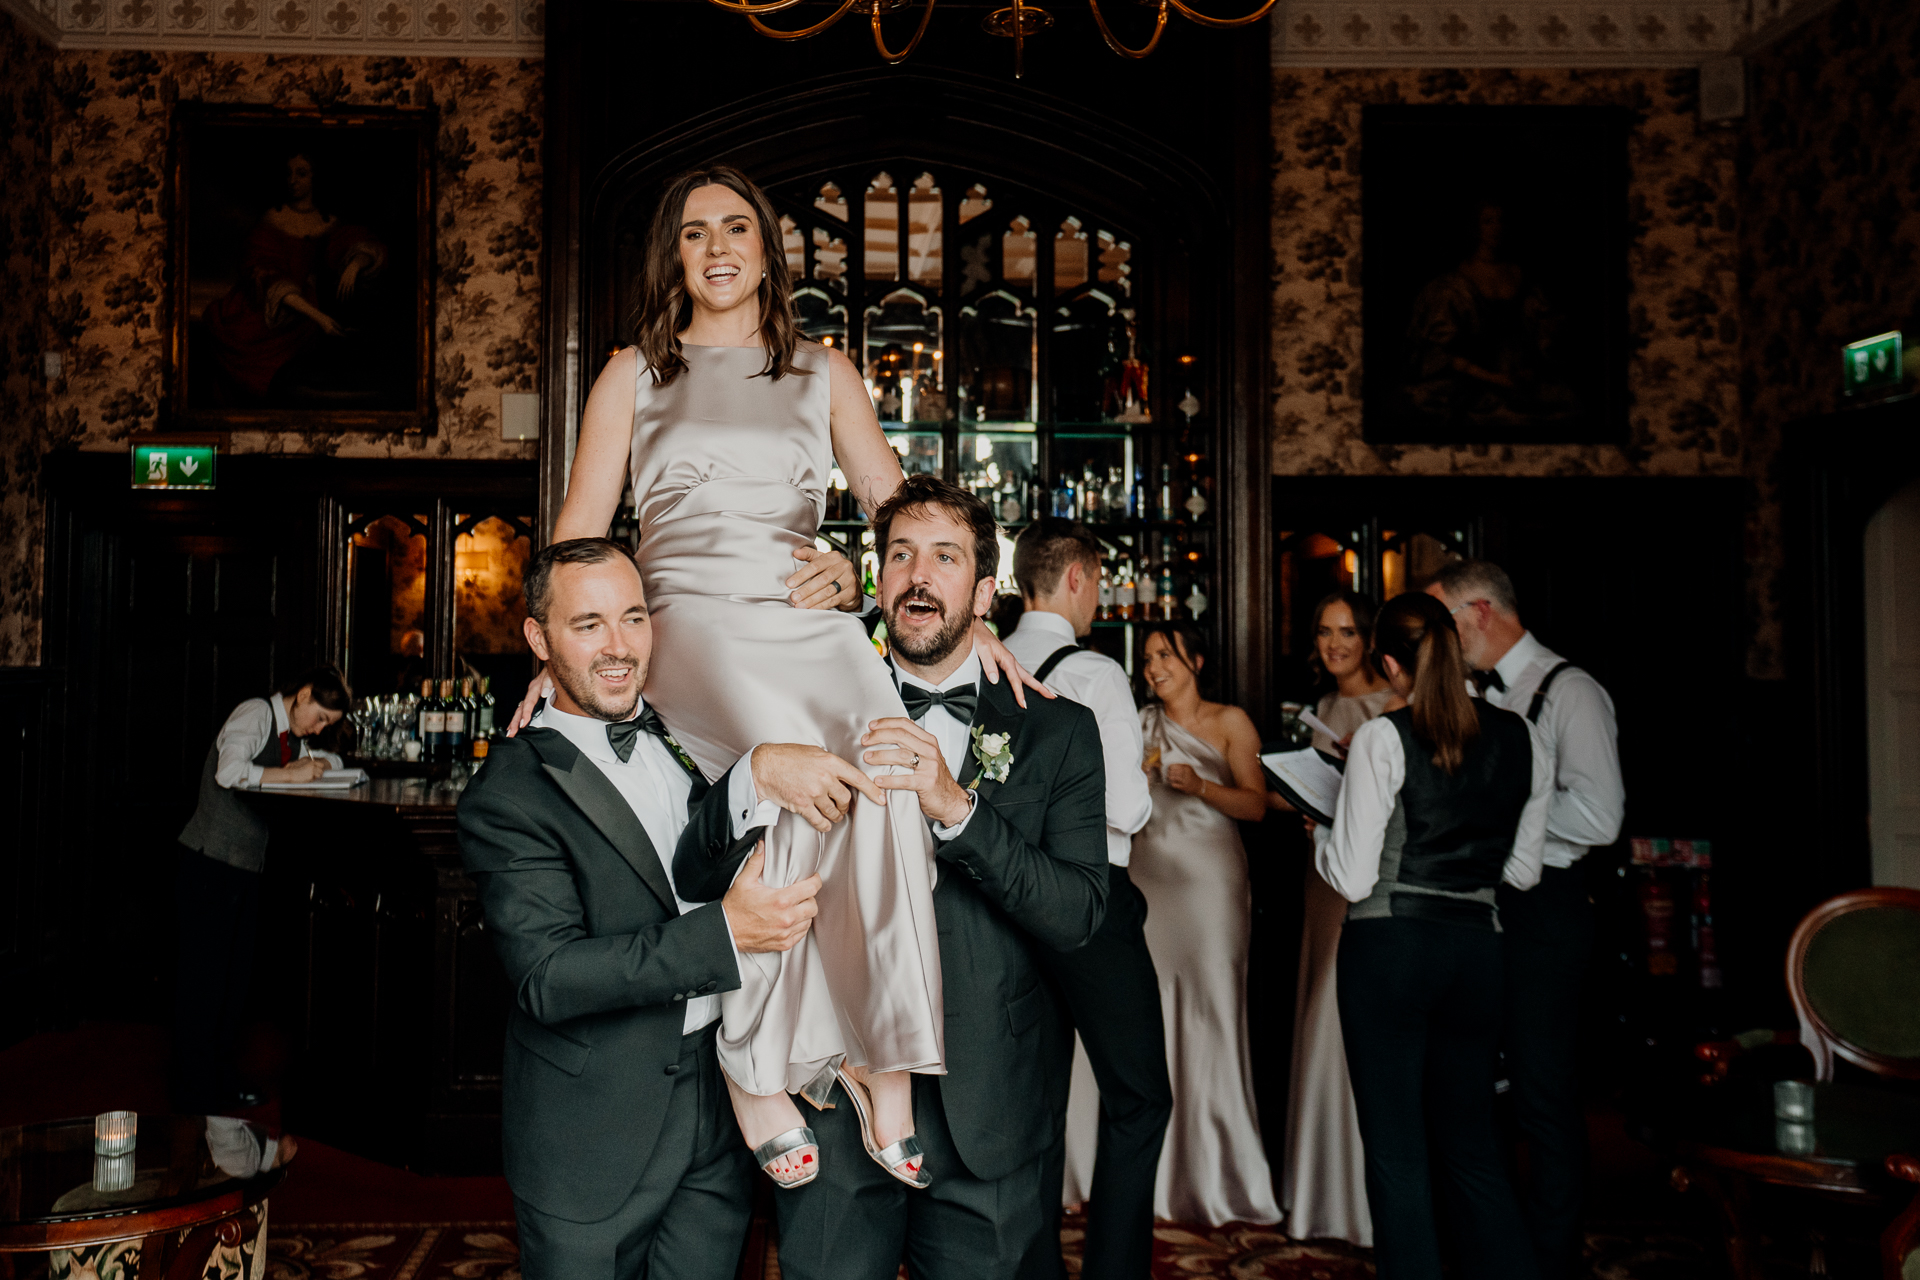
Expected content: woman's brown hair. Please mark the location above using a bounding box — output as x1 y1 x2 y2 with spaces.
1308 588 1378 692
1139 621 1211 702
1371 593 1479 774
632 165 805 386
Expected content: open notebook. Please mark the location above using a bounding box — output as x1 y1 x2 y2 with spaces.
259 768 369 791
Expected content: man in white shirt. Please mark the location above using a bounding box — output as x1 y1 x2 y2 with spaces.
1428 559 1625 1280
1004 518 1166 1280
459 537 886 1280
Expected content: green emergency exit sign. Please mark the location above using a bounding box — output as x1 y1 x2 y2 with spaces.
1842 331 1902 396
130 439 217 489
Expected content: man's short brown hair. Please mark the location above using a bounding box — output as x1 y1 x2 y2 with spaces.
869 474 1001 584
1013 518 1101 600
524 537 637 625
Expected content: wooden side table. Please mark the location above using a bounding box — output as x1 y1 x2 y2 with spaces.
0 1115 289 1279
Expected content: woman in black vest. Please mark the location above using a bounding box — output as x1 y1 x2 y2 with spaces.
172 666 351 1111
1317 593 1553 1279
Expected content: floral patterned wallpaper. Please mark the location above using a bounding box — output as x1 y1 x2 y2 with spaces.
0 12 54 667
0 11 543 662
1267 69 1767 671
1739 0 1920 560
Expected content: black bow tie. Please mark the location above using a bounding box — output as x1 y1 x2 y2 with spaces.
606 702 672 763
899 682 979 725
1470 668 1507 695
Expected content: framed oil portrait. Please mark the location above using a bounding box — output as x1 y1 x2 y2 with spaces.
1361 105 1629 446
169 105 434 433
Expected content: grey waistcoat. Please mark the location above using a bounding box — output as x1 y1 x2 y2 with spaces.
177 699 285 874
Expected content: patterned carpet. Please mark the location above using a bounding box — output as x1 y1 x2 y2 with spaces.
260 1215 1723 1279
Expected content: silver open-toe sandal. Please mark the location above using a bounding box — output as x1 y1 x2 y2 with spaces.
835 1068 930 1189
752 1125 821 1190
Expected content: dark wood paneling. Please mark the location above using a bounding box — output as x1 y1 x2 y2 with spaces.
0 668 60 1048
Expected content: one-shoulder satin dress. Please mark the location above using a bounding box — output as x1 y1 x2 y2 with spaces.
629 342 944 1097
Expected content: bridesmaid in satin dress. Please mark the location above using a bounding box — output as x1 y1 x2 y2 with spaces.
1130 622 1282 1226
519 166 1043 1191
1271 591 1398 1245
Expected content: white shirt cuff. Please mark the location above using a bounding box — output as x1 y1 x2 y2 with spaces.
931 787 978 841
244 763 265 789
729 745 782 839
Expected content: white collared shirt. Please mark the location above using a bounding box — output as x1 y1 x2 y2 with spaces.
1477 631 1625 869
533 697 772 1033
1319 712 1556 902
894 645 983 841
215 693 342 790
1003 610 1149 867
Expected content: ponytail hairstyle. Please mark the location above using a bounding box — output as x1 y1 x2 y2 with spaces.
632 164 805 388
1371 593 1478 774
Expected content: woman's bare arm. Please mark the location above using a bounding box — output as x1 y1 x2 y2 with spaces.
825 345 904 517
554 348 640 542
1204 706 1273 822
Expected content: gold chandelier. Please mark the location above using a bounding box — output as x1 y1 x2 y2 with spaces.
700 0 1278 76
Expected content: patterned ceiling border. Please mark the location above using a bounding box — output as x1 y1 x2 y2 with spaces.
1270 0 1834 63
0 0 544 55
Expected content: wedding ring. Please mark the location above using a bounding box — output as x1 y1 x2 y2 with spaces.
911 753 921 768
832 580 842 593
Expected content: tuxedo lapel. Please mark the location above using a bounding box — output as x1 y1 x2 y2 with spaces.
524 729 678 914
959 676 1026 799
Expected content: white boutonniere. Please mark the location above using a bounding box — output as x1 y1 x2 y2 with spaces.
969 726 1013 789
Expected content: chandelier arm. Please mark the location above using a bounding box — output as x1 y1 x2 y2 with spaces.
704 0 809 14
1087 0 1168 56
870 0 938 63
746 0 860 38
1162 0 1279 27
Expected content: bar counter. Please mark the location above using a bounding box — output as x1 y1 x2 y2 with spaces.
250 776 507 1175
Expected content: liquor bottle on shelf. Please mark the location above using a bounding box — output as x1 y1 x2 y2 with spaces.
1136 562 1158 618
476 677 497 741
1159 564 1178 619
445 679 469 762
1081 465 1103 522
1028 479 1047 522
1184 484 1209 522
1185 579 1209 621
999 475 1023 524
1131 466 1146 519
1098 567 1115 621
420 678 444 764
1053 472 1076 518
1116 561 1138 621
1157 465 1175 521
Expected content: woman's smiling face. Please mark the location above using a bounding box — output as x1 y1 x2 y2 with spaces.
677 182 764 321
1316 600 1368 681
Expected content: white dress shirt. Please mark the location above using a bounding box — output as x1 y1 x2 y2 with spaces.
1319 713 1556 903
214 693 342 790
894 645 983 841
533 697 774 1033
1477 631 1625 869
1002 610 1149 866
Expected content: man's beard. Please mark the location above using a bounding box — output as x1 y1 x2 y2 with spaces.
550 649 646 722
886 586 973 667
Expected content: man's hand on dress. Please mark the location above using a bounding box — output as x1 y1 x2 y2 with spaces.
861 718 972 828
749 743 887 832
787 545 863 612
723 848 821 953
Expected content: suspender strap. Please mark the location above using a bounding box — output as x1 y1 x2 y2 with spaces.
1033 645 1081 684
1526 661 1575 725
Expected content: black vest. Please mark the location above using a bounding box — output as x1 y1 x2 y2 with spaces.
1388 701 1534 895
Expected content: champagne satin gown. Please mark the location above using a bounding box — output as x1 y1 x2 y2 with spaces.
1279 688 1394 1246
1124 704 1280 1226
629 342 944 1096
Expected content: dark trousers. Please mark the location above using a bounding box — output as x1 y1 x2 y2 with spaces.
1336 916 1539 1280
516 1025 754 1280
1497 865 1594 1280
169 846 260 1112
1038 865 1171 1280
773 1073 1055 1280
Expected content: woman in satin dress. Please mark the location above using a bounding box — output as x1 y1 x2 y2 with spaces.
1130 622 1281 1225
523 167 1042 1190
1271 590 1398 1245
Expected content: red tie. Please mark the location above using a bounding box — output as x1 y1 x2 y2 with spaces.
279 731 295 765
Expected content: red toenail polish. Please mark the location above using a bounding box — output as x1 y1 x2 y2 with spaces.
803 1154 814 1163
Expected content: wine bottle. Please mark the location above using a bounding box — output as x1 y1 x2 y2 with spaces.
444 679 468 761
477 676 497 740
420 679 445 759
1136 563 1158 617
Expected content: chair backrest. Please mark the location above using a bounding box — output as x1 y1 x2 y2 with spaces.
1786 887 1920 1083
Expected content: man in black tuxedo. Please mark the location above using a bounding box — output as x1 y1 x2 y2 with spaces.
459 537 888 1280
676 475 1112 1280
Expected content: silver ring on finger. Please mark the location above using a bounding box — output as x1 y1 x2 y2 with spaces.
911 753 921 768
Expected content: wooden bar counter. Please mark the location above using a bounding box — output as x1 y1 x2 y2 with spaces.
251 776 509 1174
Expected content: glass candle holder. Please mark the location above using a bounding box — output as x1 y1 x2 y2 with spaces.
1773 1079 1815 1123
1775 1119 1817 1156
94 1110 137 1156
